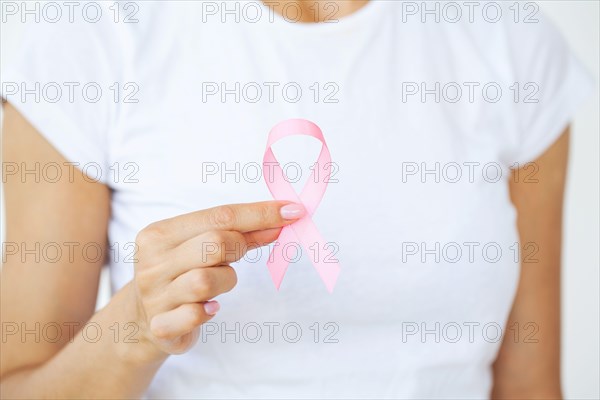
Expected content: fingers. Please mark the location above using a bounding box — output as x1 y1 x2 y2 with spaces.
244 227 283 249
151 201 305 246
133 201 304 356
166 230 247 277
160 266 237 310
150 302 218 341
146 261 236 351
163 227 285 279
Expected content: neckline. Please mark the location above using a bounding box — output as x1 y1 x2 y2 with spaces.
258 0 389 34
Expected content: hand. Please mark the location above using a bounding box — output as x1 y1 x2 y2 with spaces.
131 201 305 356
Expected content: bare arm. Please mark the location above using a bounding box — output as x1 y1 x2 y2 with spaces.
0 102 163 398
0 102 304 398
492 128 569 398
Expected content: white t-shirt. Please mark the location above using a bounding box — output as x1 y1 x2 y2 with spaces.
2 1 593 398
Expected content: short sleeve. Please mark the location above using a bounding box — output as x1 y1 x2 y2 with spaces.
1 3 129 184
503 10 594 165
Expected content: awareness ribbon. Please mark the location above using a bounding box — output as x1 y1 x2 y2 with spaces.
263 119 341 292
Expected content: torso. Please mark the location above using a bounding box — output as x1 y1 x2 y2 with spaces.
108 2 523 397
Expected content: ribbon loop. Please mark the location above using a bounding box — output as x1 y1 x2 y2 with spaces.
263 119 341 292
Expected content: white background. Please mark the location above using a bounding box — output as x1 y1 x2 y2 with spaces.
1 1 598 398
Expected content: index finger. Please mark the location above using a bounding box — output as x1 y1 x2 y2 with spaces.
156 201 305 246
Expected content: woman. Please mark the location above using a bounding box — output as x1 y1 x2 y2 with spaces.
0 0 593 398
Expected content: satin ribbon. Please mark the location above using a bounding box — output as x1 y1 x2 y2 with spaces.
263 119 341 292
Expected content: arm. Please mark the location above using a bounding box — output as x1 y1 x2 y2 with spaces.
0 102 161 398
492 128 569 398
0 102 305 398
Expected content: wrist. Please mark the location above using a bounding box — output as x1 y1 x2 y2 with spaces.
104 282 169 367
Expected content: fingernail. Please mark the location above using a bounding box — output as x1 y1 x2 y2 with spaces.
280 203 306 220
203 301 220 316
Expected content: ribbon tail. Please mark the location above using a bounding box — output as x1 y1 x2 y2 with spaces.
290 217 341 293
315 259 341 293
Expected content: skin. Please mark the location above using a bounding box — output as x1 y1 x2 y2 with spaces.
0 111 570 400
492 130 568 399
0 102 304 398
0 1 566 398
265 0 369 23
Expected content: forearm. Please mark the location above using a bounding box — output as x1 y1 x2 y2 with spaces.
0 283 167 399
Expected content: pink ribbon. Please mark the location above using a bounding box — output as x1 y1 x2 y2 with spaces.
263 119 341 292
